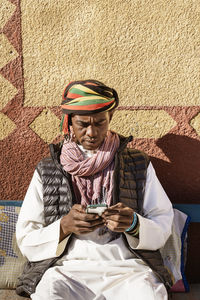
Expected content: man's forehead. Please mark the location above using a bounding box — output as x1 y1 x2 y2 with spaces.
72 111 110 121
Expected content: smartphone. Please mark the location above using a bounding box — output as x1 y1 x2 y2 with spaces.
86 204 108 216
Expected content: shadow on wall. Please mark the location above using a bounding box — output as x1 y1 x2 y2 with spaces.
150 134 200 204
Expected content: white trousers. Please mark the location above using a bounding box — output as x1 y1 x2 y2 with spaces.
31 233 168 300
31 260 168 300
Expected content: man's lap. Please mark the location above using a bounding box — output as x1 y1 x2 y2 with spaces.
31 263 168 300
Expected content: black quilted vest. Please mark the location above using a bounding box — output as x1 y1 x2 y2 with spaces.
16 135 172 297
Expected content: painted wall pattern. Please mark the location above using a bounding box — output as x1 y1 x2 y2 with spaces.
0 0 200 282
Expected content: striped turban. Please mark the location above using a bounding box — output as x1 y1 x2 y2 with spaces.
60 80 119 134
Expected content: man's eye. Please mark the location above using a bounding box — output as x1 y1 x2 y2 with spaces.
77 123 87 127
96 121 105 126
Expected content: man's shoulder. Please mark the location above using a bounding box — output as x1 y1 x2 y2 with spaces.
120 146 150 167
37 156 53 164
35 157 56 174
36 142 62 169
126 147 148 157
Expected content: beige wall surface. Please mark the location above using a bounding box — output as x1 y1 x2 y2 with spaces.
0 0 200 282
21 0 200 107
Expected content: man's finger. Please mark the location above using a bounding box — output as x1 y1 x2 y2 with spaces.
104 214 131 223
103 208 133 217
105 220 130 232
80 213 102 221
108 202 125 209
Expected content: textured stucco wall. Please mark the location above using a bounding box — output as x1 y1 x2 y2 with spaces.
0 0 200 282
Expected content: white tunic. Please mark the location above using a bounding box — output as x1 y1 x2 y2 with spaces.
16 162 173 300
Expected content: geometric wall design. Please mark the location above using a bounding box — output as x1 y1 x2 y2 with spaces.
0 0 199 202
0 0 200 282
0 112 16 140
29 109 60 144
0 33 18 69
0 75 18 109
0 0 16 29
190 113 200 136
0 0 18 140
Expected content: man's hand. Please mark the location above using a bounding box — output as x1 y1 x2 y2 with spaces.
60 204 104 241
102 202 134 232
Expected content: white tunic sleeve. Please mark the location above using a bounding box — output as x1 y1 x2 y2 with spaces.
16 169 70 262
125 162 174 250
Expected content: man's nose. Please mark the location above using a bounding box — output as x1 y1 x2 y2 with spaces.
86 125 97 137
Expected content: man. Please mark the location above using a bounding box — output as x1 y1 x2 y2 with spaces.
16 80 174 300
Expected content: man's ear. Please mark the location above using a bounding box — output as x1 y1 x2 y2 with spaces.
108 109 115 122
69 125 74 133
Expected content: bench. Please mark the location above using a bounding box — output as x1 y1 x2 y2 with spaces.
0 201 199 299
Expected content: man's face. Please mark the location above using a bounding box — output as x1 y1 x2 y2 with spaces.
71 111 113 150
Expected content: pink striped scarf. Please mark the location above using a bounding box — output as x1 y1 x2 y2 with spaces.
60 131 120 206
